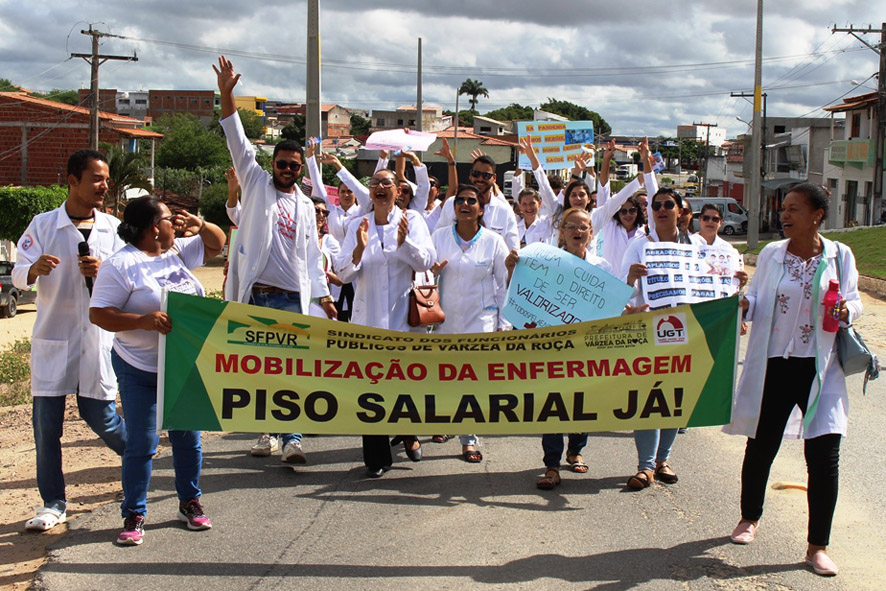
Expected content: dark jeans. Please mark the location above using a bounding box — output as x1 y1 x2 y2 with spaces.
740 357 841 546
542 433 588 468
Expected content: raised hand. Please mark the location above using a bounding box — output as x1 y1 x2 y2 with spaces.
319 152 343 170
397 214 409 247
434 138 453 162
470 148 487 161
213 55 241 94
430 260 449 275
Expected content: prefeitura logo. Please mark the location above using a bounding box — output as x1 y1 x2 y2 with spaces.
654 314 688 345
583 319 648 349
226 315 311 349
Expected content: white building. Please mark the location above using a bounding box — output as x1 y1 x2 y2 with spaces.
677 124 727 148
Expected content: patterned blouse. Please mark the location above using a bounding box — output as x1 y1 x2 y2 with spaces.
767 251 823 359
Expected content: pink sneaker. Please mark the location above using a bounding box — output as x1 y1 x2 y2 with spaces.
805 550 838 576
117 512 145 546
730 520 757 544
178 498 212 531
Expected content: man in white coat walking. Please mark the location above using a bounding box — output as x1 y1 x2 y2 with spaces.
13 149 127 532
215 55 335 463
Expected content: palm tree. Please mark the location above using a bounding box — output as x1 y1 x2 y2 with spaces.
458 78 489 113
101 144 153 216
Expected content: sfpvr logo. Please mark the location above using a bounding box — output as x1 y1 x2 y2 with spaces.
654 313 688 345
226 315 310 349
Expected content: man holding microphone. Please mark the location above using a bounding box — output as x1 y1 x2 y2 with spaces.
13 149 127 532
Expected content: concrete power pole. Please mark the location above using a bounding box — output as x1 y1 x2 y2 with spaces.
747 0 764 249
306 0 321 143
832 23 885 225
416 38 423 135
693 122 716 197
70 25 137 150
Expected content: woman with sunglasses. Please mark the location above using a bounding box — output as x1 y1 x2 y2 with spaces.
692 203 749 288
337 169 436 477
622 177 693 491
89 197 225 545
506 207 618 489
725 184 861 577
429 184 510 463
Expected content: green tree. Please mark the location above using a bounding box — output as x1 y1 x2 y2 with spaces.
538 99 611 136
197 182 233 235
37 89 79 106
151 113 231 171
0 78 19 91
0 185 67 242
350 113 371 137
484 103 533 122
281 114 306 144
237 107 265 139
458 78 489 113
100 144 153 215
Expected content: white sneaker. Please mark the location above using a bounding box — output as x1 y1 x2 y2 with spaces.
251 434 279 457
281 441 307 464
25 507 66 531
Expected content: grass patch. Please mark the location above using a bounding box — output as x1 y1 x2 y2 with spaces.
0 338 31 407
745 227 886 279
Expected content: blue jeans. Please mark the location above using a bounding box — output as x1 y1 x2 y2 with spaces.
33 395 126 512
112 350 202 517
248 290 303 447
634 429 678 471
542 433 588 468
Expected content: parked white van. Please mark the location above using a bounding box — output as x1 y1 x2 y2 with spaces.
686 197 748 235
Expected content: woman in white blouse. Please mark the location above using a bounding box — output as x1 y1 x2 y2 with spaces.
725 184 862 577
429 184 510 462
336 168 436 478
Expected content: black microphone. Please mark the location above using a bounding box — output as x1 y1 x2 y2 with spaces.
77 241 93 295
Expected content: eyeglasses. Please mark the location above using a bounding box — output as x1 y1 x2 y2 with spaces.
315 209 329 218
619 207 638 215
701 214 721 222
275 160 302 171
158 215 175 223
454 196 479 205
368 177 396 188
429 181 438 188
651 201 677 211
470 169 494 180
562 223 590 233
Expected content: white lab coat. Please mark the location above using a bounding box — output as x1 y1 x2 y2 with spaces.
220 113 329 310
724 237 862 439
12 206 124 399
592 177 647 273
431 225 511 333
336 208 435 331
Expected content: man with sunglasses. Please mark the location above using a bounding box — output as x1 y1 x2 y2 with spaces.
215 56 334 463
438 154 519 250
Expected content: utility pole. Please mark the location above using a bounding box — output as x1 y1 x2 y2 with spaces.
71 25 137 150
305 0 321 143
732 91 768 224
693 122 716 197
746 0 764 248
832 23 885 226
416 38 423 134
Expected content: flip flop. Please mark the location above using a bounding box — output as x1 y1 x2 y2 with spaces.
25 507 66 532
567 454 589 473
536 469 561 490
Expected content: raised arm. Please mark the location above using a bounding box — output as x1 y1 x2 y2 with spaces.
305 141 327 201
401 150 430 212
321 152 371 213
213 55 240 120
599 139 616 188
434 138 458 197
520 135 559 218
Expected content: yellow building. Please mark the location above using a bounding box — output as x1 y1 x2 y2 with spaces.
234 95 267 117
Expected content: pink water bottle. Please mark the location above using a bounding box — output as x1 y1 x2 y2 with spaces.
822 279 840 332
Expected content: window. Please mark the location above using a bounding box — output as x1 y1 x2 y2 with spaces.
397 119 404 126
376 119 385 126
408 120 415 126
773 125 786 134
135 99 147 105
119 99 130 105
850 113 861 138
727 203 741 214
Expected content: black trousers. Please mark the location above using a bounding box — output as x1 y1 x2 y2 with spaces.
740 357 841 546
336 283 355 323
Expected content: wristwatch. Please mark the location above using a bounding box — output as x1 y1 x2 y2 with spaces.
319 295 334 305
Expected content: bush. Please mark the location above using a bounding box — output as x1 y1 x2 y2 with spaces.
0 338 31 407
0 185 67 242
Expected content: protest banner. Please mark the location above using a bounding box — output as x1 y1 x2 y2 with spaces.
516 121 595 171
641 242 741 309
502 243 633 329
159 291 738 435
365 129 436 152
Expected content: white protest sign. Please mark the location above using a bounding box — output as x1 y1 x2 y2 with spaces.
641 242 741 309
365 129 437 152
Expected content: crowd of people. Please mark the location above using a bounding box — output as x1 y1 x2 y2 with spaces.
9 55 864 577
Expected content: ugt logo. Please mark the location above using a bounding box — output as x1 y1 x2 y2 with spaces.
654 314 688 345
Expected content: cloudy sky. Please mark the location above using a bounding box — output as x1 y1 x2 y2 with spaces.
1 1 881 138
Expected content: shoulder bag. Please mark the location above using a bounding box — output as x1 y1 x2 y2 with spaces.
833 242 880 392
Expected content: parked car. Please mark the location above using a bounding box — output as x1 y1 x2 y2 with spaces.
0 260 36 318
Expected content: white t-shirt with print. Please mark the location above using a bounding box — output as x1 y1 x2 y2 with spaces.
91 236 205 372
255 190 303 292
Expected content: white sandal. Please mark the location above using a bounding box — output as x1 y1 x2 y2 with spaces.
25 507 66 531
